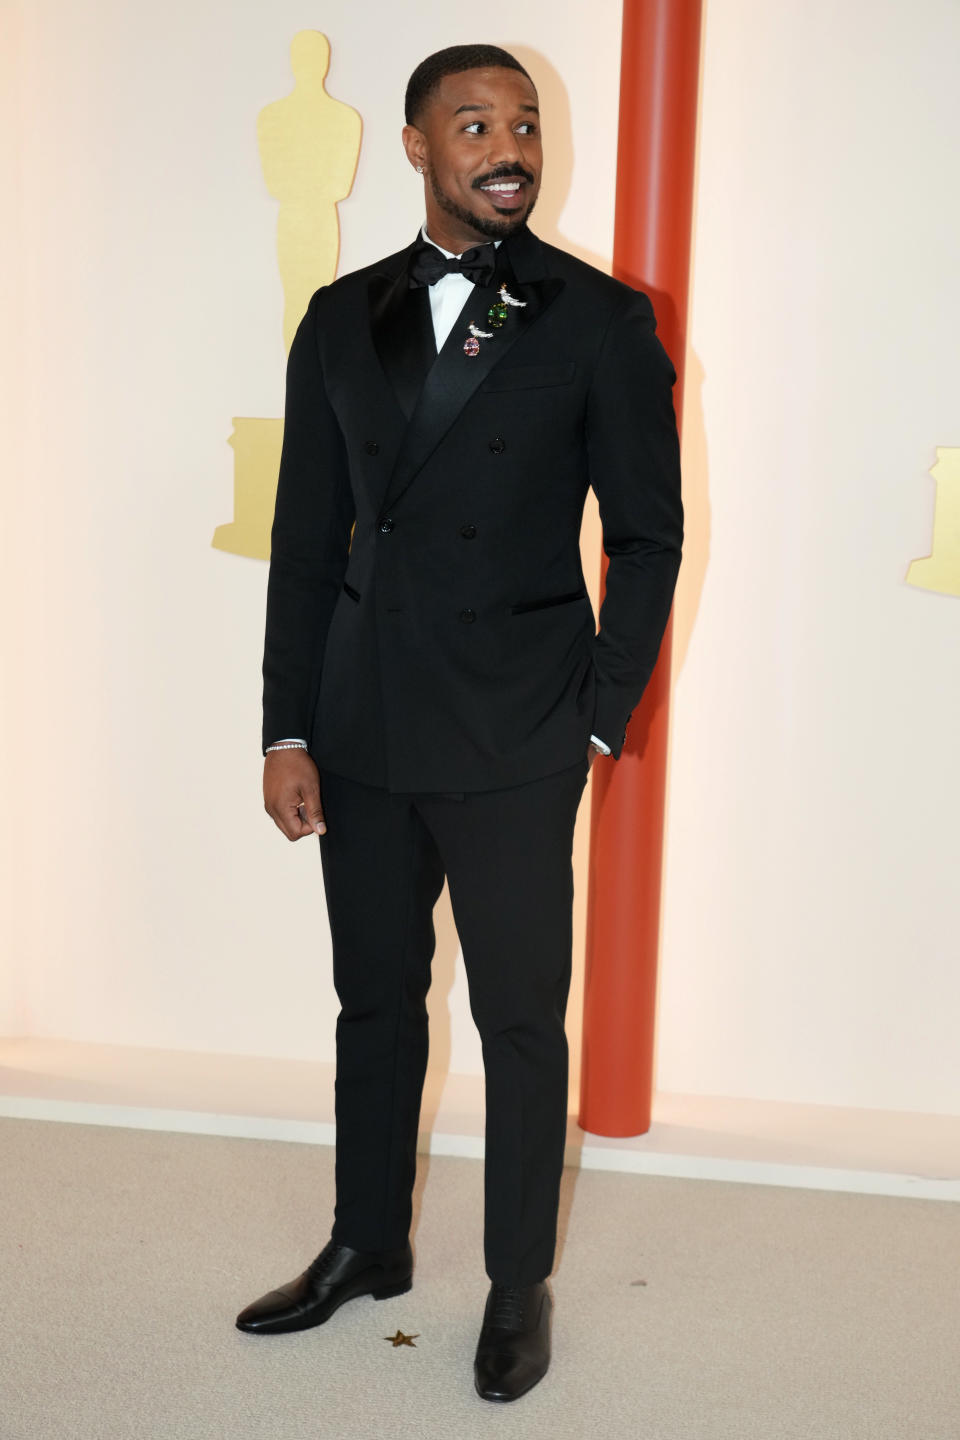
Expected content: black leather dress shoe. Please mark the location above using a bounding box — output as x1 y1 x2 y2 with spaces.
474 1281 552 1402
235 1239 413 1335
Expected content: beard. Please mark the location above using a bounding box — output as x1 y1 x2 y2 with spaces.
427 166 538 241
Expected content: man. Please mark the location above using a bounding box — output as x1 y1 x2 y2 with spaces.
236 44 682 1403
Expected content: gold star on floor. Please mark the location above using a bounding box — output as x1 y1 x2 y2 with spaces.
384 1329 419 1348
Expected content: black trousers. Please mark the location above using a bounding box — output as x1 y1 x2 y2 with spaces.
317 759 589 1286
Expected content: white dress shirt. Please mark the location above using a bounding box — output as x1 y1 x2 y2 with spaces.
269 224 611 759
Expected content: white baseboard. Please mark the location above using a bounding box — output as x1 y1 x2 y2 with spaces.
2 1036 957 1202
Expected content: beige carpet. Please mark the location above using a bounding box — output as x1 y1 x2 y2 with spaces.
2 1116 957 1439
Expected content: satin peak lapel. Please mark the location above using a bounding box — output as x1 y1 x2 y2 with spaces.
368 254 436 423
379 259 564 515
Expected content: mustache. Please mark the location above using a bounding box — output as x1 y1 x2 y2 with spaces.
473 166 535 189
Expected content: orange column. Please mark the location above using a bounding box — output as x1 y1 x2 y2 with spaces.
579 0 702 1136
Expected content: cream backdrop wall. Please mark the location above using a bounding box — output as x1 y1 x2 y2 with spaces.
3 0 958 1119
1 0 621 1086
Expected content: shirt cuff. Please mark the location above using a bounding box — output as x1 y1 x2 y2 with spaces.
589 734 612 756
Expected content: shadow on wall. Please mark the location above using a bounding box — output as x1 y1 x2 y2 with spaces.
665 11 711 684
504 45 711 1111
509 42 711 686
425 47 712 1126
671 345 709 677
508 43 606 272
646 26 710 1090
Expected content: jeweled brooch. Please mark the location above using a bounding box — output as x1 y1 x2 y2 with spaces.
463 284 526 356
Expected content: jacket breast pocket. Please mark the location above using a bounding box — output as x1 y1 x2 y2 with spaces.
481 361 576 393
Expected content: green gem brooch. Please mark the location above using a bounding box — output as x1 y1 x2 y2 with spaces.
464 284 527 356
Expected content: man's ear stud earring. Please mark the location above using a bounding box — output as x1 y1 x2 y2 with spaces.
416 164 424 174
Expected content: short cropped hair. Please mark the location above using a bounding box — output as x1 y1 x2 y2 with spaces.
404 45 533 126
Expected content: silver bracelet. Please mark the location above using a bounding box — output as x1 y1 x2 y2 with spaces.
265 741 308 753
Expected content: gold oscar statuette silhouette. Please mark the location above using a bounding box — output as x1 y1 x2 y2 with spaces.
213 31 362 561
906 447 960 598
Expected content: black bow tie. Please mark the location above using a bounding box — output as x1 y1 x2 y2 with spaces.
409 240 497 289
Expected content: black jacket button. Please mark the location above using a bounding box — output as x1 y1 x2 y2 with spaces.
365 440 380 455
459 608 476 624
460 524 477 539
379 517 395 534
488 436 505 455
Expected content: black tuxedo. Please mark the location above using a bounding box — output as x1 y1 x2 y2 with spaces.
261 226 682 1285
262 225 682 790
